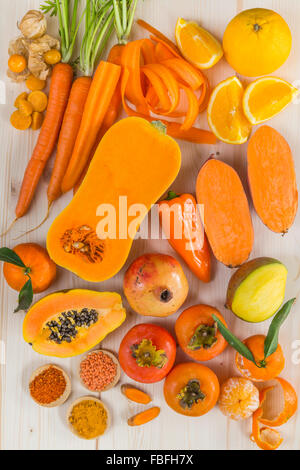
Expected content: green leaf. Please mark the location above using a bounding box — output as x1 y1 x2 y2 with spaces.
212 314 257 365
264 298 296 359
0 247 26 268
40 0 58 17
14 278 33 313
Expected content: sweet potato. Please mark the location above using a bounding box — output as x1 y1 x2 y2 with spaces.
247 126 298 234
196 158 254 267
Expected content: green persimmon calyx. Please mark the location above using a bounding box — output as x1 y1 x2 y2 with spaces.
177 379 206 409
188 323 217 350
131 339 168 368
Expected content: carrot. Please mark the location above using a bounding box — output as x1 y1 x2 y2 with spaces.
247 126 298 234
121 385 152 405
0 2 85 236
47 77 92 207
16 63 73 220
137 19 180 54
121 68 216 144
61 61 121 193
196 158 254 267
143 63 180 114
180 85 199 130
121 40 150 115
128 407 160 426
160 58 205 91
142 67 171 112
72 119 110 195
155 42 176 61
72 0 143 196
164 122 217 144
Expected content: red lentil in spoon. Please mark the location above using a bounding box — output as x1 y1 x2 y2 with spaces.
80 351 117 391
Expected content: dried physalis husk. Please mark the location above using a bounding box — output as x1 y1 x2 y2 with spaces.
28 35 60 80
18 10 47 40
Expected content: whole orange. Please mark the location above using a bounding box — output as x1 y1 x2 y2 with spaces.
223 8 292 77
235 335 285 382
3 243 56 293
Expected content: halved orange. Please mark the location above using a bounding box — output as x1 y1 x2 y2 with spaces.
243 77 299 125
175 18 223 70
219 377 260 420
207 76 252 144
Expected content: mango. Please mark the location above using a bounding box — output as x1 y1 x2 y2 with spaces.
226 257 288 323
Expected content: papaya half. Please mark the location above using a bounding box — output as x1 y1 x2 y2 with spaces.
23 289 126 357
47 117 181 282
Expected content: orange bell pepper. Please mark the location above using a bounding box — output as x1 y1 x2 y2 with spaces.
158 192 211 283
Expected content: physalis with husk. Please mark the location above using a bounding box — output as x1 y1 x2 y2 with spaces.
8 10 60 82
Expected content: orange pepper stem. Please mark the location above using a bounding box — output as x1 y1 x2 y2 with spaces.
166 190 180 200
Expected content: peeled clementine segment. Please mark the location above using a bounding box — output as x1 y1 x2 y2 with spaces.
175 18 223 69
207 76 252 144
260 377 298 427
243 77 299 125
219 377 260 420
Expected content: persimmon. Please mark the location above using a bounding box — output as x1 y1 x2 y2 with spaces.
235 335 285 382
164 362 219 416
8 54 27 73
175 304 228 361
119 323 176 384
3 243 56 294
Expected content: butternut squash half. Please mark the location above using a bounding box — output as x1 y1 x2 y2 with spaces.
23 289 126 357
47 118 181 282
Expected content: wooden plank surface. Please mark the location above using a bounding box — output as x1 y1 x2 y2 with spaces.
0 0 300 450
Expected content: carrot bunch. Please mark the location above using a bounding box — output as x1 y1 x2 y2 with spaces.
119 20 216 143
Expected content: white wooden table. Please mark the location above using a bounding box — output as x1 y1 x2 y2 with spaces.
0 0 300 451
